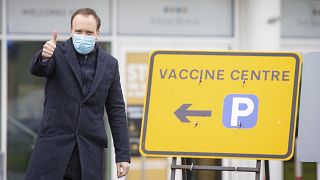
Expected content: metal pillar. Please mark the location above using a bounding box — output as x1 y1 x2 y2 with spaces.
1 0 8 179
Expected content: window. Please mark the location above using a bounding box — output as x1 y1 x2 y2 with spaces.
282 0 320 38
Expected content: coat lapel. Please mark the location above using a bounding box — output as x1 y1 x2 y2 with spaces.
64 39 83 91
82 48 107 102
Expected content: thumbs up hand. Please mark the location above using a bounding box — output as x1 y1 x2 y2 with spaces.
41 31 57 59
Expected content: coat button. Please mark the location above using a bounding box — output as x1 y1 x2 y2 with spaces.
76 130 80 135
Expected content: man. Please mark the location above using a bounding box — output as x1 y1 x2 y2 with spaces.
25 8 130 180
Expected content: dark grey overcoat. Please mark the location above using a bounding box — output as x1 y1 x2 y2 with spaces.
25 38 130 180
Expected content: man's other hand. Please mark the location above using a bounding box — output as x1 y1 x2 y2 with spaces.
116 162 130 178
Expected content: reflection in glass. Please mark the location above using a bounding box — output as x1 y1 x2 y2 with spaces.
127 105 143 157
7 41 45 179
7 41 111 179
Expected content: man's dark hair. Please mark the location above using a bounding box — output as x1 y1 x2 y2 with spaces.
71 8 101 30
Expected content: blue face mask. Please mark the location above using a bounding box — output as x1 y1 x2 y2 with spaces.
72 34 96 55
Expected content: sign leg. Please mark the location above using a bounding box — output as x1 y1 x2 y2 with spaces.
170 157 177 180
265 160 270 180
255 160 261 180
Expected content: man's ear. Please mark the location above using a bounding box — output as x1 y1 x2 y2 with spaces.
70 27 73 37
96 30 100 40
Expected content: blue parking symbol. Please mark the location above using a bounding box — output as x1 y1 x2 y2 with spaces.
222 94 259 128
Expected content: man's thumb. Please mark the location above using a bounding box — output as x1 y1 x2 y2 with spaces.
52 31 57 44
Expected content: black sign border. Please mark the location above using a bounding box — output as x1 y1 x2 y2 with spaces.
140 51 301 160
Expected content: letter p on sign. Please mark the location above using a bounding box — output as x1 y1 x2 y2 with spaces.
222 94 258 128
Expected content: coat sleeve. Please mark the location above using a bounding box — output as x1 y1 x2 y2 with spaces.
105 61 131 163
29 49 56 77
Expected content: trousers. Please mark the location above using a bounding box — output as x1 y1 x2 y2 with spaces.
63 143 82 180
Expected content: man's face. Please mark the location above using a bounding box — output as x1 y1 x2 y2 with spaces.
71 14 99 38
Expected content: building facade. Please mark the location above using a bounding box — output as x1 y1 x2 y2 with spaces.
1 0 319 180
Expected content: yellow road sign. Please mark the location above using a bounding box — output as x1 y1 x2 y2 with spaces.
140 51 301 160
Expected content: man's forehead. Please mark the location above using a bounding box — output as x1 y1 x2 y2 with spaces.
72 14 97 25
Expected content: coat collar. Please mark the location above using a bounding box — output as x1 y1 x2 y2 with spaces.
63 38 107 101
